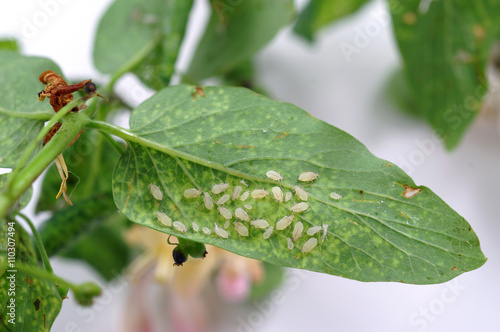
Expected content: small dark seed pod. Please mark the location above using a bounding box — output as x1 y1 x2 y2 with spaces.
172 246 188 266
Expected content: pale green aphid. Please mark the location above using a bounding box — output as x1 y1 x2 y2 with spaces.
216 194 230 205
183 188 202 198
302 238 318 253
149 183 163 201
218 206 232 220
251 189 268 199
298 171 318 182
292 222 304 241
156 211 172 227
173 221 187 233
235 207 250 221
231 185 243 200
234 222 249 236
272 186 283 202
240 191 250 201
294 186 308 201
251 219 269 229
330 192 342 200
290 202 309 213
203 192 214 210
266 170 283 181
307 226 322 236
263 226 274 239
202 227 211 235
212 183 229 194
215 223 229 238
276 215 294 230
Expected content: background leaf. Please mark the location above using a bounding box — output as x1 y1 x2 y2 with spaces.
186 0 295 82
0 39 19 52
391 0 500 149
0 51 60 167
294 0 371 42
0 174 33 211
94 0 193 90
112 85 485 284
0 218 62 330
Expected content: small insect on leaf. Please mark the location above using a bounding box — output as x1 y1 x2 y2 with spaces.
192 222 199 232
272 186 283 202
276 215 294 230
251 219 269 229
290 202 309 213
240 191 250 201
298 172 318 182
235 207 250 221
292 222 304 241
284 192 292 202
294 186 308 201
212 183 230 194
266 170 283 181
184 188 202 198
287 238 294 250
263 226 274 239
173 221 187 233
218 207 232 220
156 211 172 227
216 194 230 205
231 186 243 200
233 222 249 236
149 183 163 201
203 192 214 210
202 227 211 235
215 223 229 238
307 226 322 236
302 238 318 253
329 192 342 200
251 189 268 199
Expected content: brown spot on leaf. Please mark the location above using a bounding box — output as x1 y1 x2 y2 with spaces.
349 220 359 226
25 275 33 284
403 12 417 25
359 190 364 195
214 140 221 144
399 211 410 219
274 132 288 139
236 145 253 149
192 86 205 99
403 185 421 198
34 299 40 311
451 266 457 271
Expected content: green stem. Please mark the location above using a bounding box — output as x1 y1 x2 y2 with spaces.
86 120 278 186
15 212 53 274
6 98 82 189
0 107 53 120
0 112 91 219
105 35 160 92
15 262 76 289
100 131 125 154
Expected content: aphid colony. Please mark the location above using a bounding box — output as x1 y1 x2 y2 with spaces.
149 170 339 255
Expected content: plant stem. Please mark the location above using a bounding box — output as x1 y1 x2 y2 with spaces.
86 120 277 186
100 131 125 154
15 212 53 274
0 107 53 120
0 112 91 219
15 262 76 289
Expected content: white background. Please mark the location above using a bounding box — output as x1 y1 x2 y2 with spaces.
1 0 499 331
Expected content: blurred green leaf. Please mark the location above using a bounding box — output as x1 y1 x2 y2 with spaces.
187 0 295 81
0 39 19 52
294 0 371 41
391 0 500 149
112 85 485 284
0 51 60 167
0 218 62 330
249 263 284 301
94 0 193 89
0 174 33 211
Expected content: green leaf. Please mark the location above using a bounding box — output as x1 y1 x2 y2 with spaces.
249 263 284 301
186 0 295 81
111 85 485 284
0 218 62 330
391 0 500 150
94 0 194 90
0 39 19 52
0 174 33 211
294 0 371 42
0 51 60 167
60 215 131 281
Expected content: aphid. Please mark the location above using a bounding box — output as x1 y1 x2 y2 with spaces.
215 223 229 238
294 186 308 201
212 183 229 194
240 179 248 187
298 172 318 182
218 206 232 220
292 222 304 241
192 222 199 232
202 227 211 235
251 219 269 229
173 221 187 233
276 215 294 230
321 224 328 242
307 226 322 236
233 222 249 236
263 226 274 239
284 192 292 202
156 211 172 227
266 170 283 181
272 186 283 202
231 186 243 200
243 204 252 210
183 188 202 198
172 246 188 266
203 192 214 210
149 183 163 201
287 238 294 250
251 189 268 199
290 202 309 213
302 238 318 253
235 207 250 221
224 220 230 229
240 191 250 201
216 194 230 205
329 192 342 200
